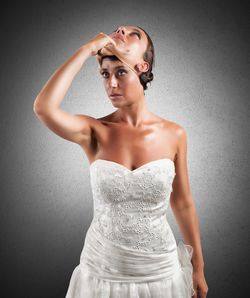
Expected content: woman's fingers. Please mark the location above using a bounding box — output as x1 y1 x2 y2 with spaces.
107 36 117 46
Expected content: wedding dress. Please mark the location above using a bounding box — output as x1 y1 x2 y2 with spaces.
65 158 195 297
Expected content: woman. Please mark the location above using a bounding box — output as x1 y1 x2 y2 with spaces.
33 25 208 298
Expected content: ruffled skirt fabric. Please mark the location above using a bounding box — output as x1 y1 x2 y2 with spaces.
65 225 195 297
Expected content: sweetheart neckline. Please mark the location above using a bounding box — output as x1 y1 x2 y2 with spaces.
89 158 175 173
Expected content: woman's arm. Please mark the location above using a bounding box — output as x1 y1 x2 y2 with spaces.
33 32 116 145
170 126 205 271
33 45 93 113
33 45 94 145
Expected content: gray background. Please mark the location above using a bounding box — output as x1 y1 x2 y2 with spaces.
1 0 249 297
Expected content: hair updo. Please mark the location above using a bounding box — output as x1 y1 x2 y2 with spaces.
98 26 155 92
136 26 155 91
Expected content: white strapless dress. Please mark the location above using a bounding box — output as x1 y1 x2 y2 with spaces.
65 159 195 297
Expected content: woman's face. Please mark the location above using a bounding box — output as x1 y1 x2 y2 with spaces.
98 25 149 107
99 58 144 107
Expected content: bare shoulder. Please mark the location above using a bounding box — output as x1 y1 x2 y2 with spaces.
85 112 117 138
161 118 188 152
82 113 112 129
165 119 187 144
155 115 187 154
167 120 187 139
155 114 185 136
95 111 120 123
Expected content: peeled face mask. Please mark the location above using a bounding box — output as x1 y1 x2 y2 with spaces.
95 42 140 76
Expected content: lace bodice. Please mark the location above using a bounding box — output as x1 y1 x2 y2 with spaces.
89 158 177 252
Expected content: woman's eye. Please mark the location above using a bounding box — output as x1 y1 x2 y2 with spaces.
101 69 127 78
101 72 108 78
118 69 126 75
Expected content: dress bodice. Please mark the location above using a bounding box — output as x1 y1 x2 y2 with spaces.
89 158 177 252
66 158 195 296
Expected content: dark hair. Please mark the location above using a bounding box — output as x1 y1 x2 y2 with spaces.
99 26 155 92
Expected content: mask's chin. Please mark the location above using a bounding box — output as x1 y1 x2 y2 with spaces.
100 43 131 56
97 46 139 76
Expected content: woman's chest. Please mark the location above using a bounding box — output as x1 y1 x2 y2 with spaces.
94 123 177 161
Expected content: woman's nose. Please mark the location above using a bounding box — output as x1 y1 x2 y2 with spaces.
109 75 118 87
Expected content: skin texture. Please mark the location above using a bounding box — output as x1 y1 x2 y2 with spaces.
33 25 208 298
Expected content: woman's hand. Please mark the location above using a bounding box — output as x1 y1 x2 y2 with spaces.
94 33 140 75
84 32 117 56
88 31 143 75
192 268 209 298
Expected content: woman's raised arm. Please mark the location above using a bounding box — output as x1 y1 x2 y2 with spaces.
33 33 116 145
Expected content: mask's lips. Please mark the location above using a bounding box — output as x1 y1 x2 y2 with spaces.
95 46 139 76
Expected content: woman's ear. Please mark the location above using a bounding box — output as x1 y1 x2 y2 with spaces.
135 61 149 73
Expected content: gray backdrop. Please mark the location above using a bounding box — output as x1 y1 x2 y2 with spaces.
1 0 249 297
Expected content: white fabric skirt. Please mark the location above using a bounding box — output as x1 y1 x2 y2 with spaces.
65 225 195 297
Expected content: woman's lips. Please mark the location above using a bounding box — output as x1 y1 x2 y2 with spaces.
110 94 123 99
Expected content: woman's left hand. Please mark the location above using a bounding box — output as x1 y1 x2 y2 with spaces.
192 269 209 298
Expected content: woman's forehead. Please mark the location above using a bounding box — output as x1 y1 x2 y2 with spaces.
100 60 126 70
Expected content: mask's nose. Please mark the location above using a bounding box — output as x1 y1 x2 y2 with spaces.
116 26 126 36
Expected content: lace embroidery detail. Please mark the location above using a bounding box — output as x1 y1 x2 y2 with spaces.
90 159 176 252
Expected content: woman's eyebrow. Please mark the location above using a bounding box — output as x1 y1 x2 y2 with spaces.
100 65 126 71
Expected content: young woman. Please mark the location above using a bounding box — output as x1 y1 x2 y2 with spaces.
33 25 208 298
